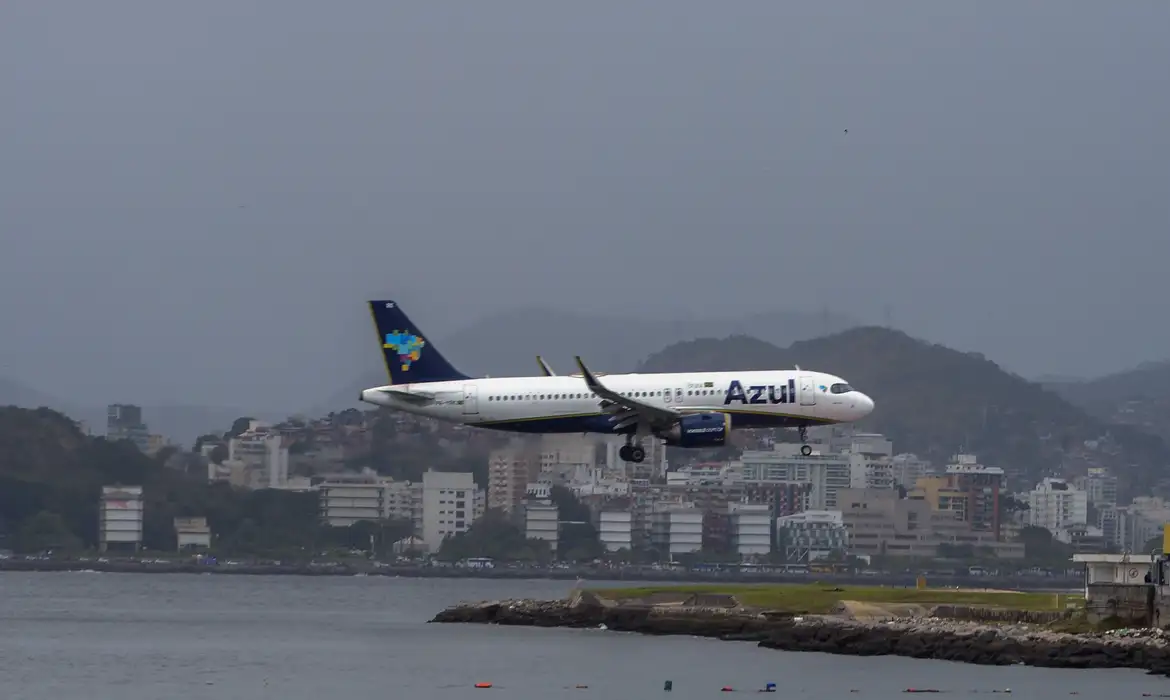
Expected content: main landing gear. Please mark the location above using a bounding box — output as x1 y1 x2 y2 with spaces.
619 437 646 463
799 426 812 456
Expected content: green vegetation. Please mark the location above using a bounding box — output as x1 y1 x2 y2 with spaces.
0 406 410 557
592 583 1077 613
640 327 1170 492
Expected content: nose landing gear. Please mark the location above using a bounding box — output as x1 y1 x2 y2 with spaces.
799 426 812 456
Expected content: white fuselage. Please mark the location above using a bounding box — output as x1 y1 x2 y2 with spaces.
359 369 873 434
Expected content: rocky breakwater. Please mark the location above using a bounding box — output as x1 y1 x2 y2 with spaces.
430 597 1170 675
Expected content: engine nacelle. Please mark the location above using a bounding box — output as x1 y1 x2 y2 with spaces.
657 412 732 448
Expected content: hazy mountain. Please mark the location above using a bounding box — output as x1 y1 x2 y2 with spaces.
640 327 1170 494
310 306 859 415
1046 360 1170 443
0 378 279 448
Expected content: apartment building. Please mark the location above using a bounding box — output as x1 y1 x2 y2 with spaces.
524 500 559 554
776 510 849 563
598 509 633 552
420 470 483 552
737 444 852 510
648 505 703 558
840 488 1023 559
727 503 772 558
487 446 540 515
1028 478 1089 532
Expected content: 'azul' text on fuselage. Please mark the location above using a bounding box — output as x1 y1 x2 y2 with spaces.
723 379 796 405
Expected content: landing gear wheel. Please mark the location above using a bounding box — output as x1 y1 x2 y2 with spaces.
618 445 632 462
800 444 813 457
629 446 646 463
798 426 812 456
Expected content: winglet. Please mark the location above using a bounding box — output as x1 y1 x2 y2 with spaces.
537 355 556 377
574 356 602 391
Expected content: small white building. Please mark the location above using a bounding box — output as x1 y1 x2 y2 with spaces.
1071 553 1152 593
651 507 702 558
174 516 212 550
776 510 849 563
598 510 633 552
728 503 772 558
524 500 560 554
100 485 144 552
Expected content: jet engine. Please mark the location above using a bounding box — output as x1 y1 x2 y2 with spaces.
657 412 732 448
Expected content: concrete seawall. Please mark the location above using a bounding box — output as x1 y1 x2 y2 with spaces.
430 597 1170 676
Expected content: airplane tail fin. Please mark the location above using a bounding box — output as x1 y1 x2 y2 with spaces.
367 300 469 385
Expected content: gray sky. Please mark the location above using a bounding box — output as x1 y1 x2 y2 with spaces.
1 1 1167 413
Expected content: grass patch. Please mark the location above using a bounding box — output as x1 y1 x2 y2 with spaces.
591 583 1078 614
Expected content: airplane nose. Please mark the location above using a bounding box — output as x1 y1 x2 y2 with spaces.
853 392 875 418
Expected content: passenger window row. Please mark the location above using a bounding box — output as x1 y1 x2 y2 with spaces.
485 387 723 401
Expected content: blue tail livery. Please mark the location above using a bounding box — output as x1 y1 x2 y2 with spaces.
367 300 469 384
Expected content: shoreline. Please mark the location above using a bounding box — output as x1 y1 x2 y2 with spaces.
429 596 1170 676
0 560 1080 588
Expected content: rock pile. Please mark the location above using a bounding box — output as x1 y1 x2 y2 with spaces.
429 598 1170 675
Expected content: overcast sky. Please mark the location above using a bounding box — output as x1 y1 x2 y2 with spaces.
1 1 1167 412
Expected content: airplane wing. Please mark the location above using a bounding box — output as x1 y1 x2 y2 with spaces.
536 356 556 376
370 388 434 405
574 356 680 432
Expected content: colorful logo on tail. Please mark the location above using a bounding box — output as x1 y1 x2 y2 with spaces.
383 331 425 371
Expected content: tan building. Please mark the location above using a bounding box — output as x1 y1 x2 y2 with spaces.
488 447 541 515
840 488 1023 559
909 476 968 520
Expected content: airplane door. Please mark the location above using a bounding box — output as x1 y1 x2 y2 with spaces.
663 387 672 404
799 376 816 406
462 385 479 415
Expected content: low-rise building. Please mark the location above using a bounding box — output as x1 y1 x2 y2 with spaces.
728 503 772 558
598 510 633 552
649 505 703 559
776 510 849 563
841 488 1023 559
100 485 144 552
174 516 212 550
524 500 559 555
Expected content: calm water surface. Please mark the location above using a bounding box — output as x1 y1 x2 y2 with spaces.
0 572 1164 699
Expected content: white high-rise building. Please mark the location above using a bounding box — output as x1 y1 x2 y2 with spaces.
890 454 931 489
737 444 852 510
421 471 481 552
1076 468 1119 509
1028 478 1088 532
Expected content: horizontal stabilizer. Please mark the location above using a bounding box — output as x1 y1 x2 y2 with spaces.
374 388 434 405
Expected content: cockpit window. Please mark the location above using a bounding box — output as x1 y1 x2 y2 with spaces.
830 383 853 394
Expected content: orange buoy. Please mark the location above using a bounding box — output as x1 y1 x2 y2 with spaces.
474 682 493 689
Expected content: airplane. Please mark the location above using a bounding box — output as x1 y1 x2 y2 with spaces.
359 300 875 463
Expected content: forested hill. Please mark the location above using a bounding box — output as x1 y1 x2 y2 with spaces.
639 327 1170 494
1046 361 1170 444
0 407 325 554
